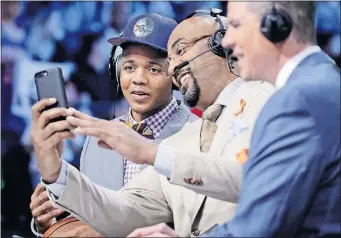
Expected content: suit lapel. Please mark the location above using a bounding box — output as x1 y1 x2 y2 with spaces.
157 101 193 140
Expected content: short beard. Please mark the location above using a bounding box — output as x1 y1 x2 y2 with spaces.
183 75 200 108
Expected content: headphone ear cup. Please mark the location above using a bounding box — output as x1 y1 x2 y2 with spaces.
115 54 123 86
261 8 293 43
208 29 226 58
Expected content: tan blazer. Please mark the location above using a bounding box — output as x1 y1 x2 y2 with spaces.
47 79 274 237
168 80 275 202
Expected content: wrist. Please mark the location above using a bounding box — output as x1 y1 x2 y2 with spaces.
41 159 62 184
146 144 158 165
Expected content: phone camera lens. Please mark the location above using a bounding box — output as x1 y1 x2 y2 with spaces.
37 71 48 78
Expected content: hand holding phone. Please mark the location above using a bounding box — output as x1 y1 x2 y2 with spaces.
31 67 75 183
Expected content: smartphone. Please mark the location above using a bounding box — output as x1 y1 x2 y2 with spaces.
34 67 69 123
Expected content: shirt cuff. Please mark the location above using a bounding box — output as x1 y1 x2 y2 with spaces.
44 160 67 197
154 143 174 178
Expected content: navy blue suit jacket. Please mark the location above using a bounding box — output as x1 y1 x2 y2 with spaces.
206 51 340 237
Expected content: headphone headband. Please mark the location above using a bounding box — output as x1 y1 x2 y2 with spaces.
185 8 226 59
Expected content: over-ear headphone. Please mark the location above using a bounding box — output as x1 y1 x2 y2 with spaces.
108 36 123 119
261 2 293 43
185 8 228 58
108 33 124 85
183 8 237 77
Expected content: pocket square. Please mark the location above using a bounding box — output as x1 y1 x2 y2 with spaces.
236 148 249 165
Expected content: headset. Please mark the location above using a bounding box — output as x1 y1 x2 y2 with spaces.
185 8 230 59
108 33 123 85
108 33 123 119
173 8 236 78
261 2 293 43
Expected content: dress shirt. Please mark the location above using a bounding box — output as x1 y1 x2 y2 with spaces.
275 46 321 90
123 97 178 185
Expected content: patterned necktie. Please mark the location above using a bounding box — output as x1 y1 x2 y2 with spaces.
121 120 154 140
200 104 224 152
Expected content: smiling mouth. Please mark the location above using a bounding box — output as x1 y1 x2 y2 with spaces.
176 71 191 85
131 91 150 96
177 73 192 93
130 91 151 101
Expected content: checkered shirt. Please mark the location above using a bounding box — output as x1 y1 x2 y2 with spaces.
123 97 179 185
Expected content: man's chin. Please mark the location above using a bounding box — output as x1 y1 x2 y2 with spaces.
184 96 198 108
130 104 150 114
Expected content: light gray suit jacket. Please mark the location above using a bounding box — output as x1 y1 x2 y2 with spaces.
79 101 197 190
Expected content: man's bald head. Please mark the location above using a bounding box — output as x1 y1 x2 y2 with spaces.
168 16 227 49
166 14 235 110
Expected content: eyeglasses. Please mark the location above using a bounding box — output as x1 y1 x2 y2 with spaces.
162 34 213 79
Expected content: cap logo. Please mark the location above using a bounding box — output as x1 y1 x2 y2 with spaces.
133 17 155 38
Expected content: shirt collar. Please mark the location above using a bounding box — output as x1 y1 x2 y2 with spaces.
275 46 321 90
128 97 179 138
215 77 245 107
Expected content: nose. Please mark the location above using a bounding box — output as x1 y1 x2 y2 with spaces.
221 31 235 53
132 68 148 85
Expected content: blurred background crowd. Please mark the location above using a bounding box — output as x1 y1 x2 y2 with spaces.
1 1 340 237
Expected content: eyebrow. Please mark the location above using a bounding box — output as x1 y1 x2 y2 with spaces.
148 60 163 67
122 59 163 67
123 59 135 65
171 38 184 50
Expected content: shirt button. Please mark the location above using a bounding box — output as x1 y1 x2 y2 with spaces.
192 228 200 236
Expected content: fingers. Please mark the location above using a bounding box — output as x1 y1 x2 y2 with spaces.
32 98 57 122
32 130 75 153
66 116 94 128
74 127 108 140
127 223 175 237
42 120 75 140
36 107 72 129
31 183 46 200
35 208 64 226
43 131 75 150
69 107 94 120
31 200 54 217
145 233 171 237
30 190 49 211
97 140 112 150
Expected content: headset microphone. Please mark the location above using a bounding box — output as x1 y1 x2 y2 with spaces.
173 48 213 78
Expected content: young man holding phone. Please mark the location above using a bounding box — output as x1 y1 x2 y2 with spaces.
29 13 196 237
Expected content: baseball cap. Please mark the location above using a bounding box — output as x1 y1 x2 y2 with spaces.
108 13 178 53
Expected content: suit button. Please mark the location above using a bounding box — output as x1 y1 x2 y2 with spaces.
192 228 200 236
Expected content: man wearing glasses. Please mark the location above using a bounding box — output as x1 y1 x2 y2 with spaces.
34 11 274 237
